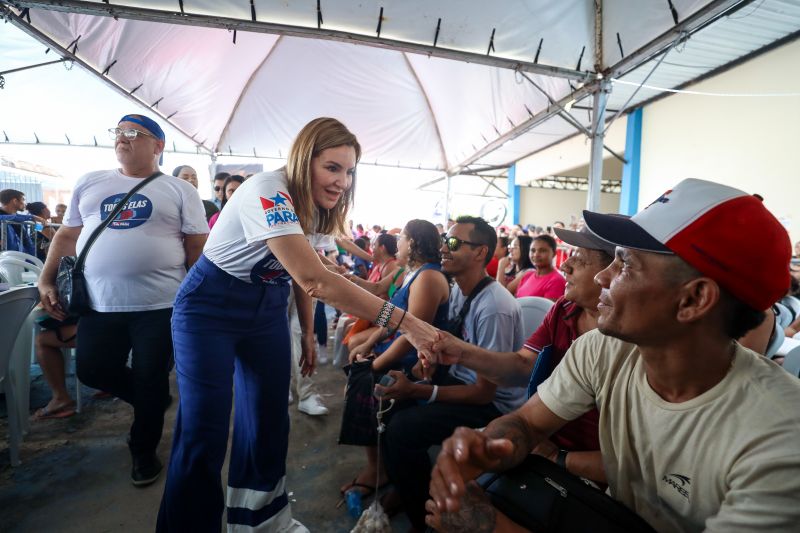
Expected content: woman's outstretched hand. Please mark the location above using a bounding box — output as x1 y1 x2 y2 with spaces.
400 313 439 357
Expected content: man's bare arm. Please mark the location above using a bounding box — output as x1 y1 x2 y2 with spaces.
427 331 537 388
430 394 568 513
182 233 207 268
335 237 373 261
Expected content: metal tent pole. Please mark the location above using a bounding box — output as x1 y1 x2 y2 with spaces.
586 79 611 212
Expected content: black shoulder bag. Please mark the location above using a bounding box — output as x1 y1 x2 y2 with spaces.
56 171 163 315
479 454 655 533
446 276 495 340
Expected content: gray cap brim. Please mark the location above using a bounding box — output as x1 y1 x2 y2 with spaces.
553 226 617 257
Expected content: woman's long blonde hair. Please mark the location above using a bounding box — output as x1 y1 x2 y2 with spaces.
285 117 361 235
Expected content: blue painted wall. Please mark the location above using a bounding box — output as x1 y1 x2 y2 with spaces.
619 108 642 215
508 163 520 224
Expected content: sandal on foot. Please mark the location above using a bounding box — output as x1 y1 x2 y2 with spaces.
340 478 390 499
33 402 76 420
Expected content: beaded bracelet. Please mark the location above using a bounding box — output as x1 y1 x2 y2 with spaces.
375 301 396 328
386 309 407 338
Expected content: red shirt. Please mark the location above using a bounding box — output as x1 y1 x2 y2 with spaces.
524 296 600 451
486 256 499 278
367 258 396 283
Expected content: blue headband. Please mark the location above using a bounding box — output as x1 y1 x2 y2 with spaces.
119 114 165 141
119 114 165 165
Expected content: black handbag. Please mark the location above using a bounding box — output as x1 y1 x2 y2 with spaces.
56 171 163 315
478 455 655 533
338 360 379 446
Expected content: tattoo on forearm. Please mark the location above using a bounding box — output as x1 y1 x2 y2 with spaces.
440 484 496 533
485 414 538 471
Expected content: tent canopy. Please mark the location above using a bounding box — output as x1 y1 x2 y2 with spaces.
2 0 799 176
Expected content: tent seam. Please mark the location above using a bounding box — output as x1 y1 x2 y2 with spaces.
401 52 449 172
215 35 284 153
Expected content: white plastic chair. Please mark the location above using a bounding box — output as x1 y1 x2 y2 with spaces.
517 296 554 334
774 302 793 329
776 338 800 378
0 286 40 466
765 315 785 360
0 251 44 270
780 296 800 323
784 348 800 378
0 256 41 285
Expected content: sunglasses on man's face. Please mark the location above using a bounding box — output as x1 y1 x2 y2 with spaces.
214 186 223 192
443 236 482 252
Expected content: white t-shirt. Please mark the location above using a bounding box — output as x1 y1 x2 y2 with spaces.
204 170 304 284
538 330 800 532
308 233 336 252
64 169 208 312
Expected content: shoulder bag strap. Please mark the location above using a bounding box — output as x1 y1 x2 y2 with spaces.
456 276 495 323
75 171 163 271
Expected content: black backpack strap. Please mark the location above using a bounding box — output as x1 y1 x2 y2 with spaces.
75 171 163 271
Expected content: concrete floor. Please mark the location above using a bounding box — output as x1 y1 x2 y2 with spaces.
0 358 411 533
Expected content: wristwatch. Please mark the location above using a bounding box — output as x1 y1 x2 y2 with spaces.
556 449 568 469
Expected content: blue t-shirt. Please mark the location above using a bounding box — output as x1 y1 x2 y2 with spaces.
448 281 527 414
352 256 372 277
0 214 35 256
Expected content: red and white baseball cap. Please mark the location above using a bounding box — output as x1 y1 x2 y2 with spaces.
583 178 791 310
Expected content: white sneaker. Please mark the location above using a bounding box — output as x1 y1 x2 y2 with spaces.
317 344 329 365
298 394 329 416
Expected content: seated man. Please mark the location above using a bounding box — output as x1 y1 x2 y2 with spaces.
0 188 44 256
430 224 616 484
429 179 800 532
378 216 527 531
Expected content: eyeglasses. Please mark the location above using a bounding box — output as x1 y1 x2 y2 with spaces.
443 236 482 252
108 127 156 140
214 186 222 192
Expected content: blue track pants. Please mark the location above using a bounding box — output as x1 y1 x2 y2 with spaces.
157 255 302 532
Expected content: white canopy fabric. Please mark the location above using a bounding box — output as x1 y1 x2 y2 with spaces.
1 0 798 175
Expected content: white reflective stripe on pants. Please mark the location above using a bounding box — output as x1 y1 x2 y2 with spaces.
227 476 286 510
227 504 309 533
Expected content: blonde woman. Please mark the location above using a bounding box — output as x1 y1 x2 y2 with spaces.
157 118 437 532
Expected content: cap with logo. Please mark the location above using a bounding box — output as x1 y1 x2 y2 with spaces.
553 224 618 257
582 178 790 311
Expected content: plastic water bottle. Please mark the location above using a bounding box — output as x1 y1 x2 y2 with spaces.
345 488 363 519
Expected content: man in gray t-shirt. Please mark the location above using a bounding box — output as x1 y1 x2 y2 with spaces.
376 216 525 531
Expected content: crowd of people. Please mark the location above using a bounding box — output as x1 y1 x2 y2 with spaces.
2 112 799 533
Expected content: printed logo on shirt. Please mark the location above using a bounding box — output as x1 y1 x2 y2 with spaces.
260 192 298 228
662 473 691 500
100 193 153 229
250 252 292 285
